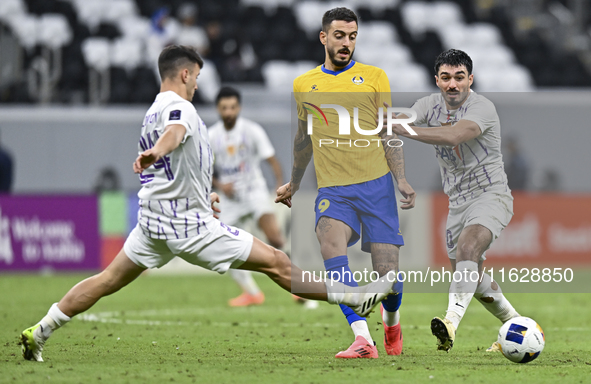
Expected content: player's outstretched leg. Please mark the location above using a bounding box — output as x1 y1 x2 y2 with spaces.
473 272 520 352
381 280 404 355
238 238 394 316
20 249 145 362
324 256 377 358
227 270 265 307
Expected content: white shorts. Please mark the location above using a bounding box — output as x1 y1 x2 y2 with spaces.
445 192 513 261
124 220 254 273
219 187 274 226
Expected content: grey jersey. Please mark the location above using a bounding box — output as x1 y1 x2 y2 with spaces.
136 91 214 239
410 91 510 206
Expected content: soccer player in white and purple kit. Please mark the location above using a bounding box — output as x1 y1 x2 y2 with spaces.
19 45 395 362
386 49 521 352
209 87 285 307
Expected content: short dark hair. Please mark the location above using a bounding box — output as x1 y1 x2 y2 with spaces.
215 86 241 105
434 49 473 76
158 45 203 81
322 7 358 32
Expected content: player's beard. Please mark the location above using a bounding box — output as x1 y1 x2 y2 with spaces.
223 116 237 129
444 90 469 108
328 45 354 68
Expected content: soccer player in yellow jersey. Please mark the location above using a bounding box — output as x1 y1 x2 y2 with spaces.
276 7 416 359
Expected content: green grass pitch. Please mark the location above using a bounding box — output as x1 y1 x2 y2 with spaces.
1 273 590 384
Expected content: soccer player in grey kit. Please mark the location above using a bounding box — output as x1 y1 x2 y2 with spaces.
384 49 521 352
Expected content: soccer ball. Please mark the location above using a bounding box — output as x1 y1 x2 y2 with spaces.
497 316 545 363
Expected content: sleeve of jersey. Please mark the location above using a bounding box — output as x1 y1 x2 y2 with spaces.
410 97 429 126
162 102 198 143
253 124 276 159
293 77 307 122
377 70 392 108
461 98 498 134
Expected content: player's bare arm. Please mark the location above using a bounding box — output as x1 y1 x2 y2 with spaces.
266 155 284 191
379 129 416 210
275 119 312 207
133 124 187 173
382 106 482 147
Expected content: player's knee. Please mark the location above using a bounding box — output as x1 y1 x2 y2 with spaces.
456 242 481 263
319 239 342 258
266 248 290 279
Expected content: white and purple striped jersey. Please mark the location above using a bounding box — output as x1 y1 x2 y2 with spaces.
136 91 214 239
208 117 275 201
410 91 511 206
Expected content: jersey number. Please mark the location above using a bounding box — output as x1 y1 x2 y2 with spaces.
318 199 330 213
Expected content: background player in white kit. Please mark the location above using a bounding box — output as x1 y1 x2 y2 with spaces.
19 45 395 362
384 49 521 352
209 87 286 307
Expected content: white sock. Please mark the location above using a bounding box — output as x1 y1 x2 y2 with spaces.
229 269 261 295
325 278 392 306
474 273 520 323
351 320 373 344
382 306 400 327
39 303 71 338
446 260 479 329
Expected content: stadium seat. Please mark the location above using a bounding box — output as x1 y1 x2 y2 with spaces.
387 64 432 92
465 45 516 73
82 38 111 71
102 0 138 24
70 0 107 31
195 59 221 103
400 2 430 37
262 60 296 91
355 21 398 47
110 38 143 70
116 16 151 41
37 14 72 49
0 0 27 23
465 23 503 46
355 43 413 68
296 60 318 75
430 2 464 31
475 65 534 92
5 14 38 49
345 0 401 13
241 0 297 12
294 1 343 37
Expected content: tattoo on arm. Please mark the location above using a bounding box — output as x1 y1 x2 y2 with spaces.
380 131 406 181
291 119 313 188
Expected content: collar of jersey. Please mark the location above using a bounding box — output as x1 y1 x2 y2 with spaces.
321 61 356 76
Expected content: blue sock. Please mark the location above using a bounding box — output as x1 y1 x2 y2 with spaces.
382 280 403 312
324 255 365 325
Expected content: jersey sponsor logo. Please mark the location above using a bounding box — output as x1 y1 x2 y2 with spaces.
318 199 330 213
226 145 235 156
352 75 364 85
169 110 182 120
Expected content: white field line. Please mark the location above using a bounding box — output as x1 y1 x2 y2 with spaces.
77 308 589 332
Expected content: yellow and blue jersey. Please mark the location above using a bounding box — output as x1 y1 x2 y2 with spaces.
293 61 391 188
